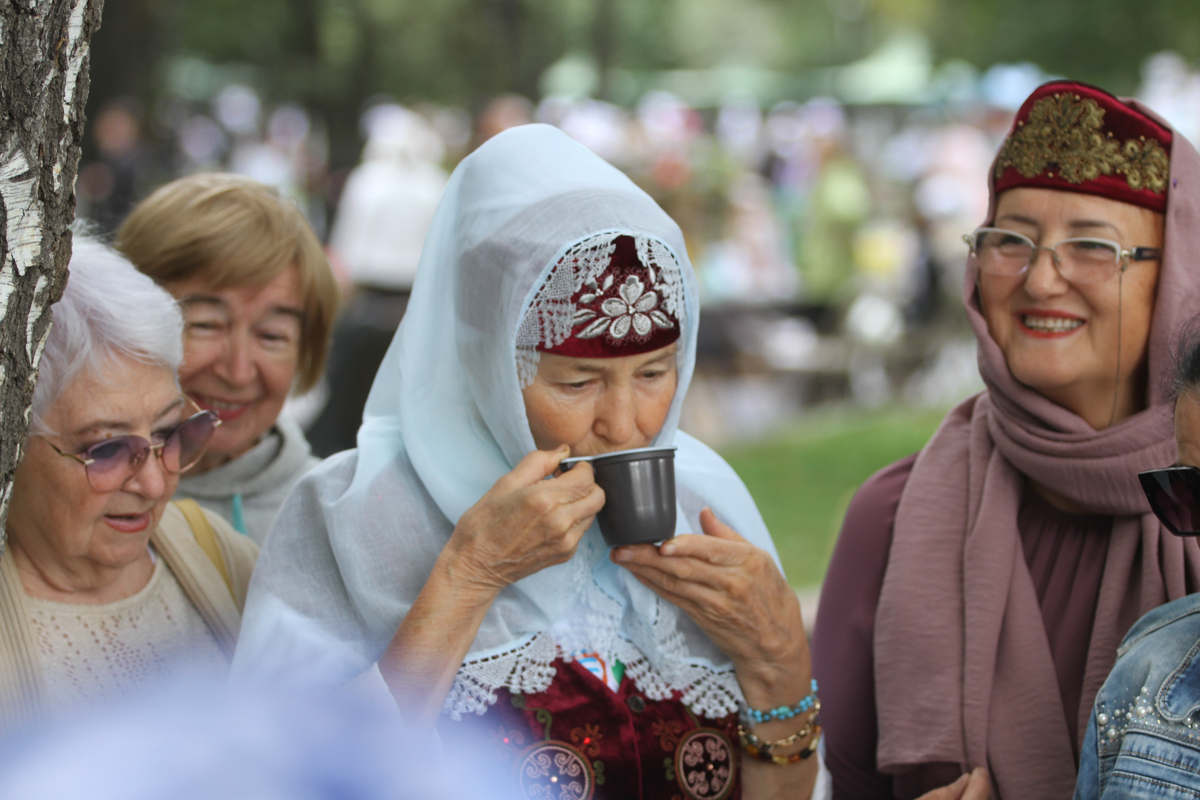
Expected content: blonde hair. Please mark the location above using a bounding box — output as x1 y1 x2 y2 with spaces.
116 173 339 393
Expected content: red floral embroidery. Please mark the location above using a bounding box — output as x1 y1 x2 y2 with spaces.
570 723 603 757
492 726 527 763
652 719 685 752
494 726 527 748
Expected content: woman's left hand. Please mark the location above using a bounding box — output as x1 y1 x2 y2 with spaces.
615 511 817 799
612 508 808 701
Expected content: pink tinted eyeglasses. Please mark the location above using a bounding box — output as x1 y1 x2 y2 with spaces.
38 399 220 492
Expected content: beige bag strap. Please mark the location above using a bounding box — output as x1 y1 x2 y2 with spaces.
174 499 235 601
152 505 240 656
0 550 45 727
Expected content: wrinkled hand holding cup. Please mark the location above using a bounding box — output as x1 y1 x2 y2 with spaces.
561 447 677 547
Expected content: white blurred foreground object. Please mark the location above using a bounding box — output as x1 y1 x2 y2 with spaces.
0 672 507 800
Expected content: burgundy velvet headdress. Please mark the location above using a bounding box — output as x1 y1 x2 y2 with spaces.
994 80 1172 213
538 235 681 359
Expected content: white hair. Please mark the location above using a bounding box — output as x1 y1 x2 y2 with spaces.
31 237 184 432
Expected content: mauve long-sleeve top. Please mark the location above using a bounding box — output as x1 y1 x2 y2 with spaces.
812 454 1111 800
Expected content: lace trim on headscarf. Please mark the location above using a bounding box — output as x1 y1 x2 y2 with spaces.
514 232 687 387
443 536 744 720
441 632 561 719
635 235 685 321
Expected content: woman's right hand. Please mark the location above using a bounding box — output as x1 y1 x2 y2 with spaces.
437 444 606 599
381 445 603 721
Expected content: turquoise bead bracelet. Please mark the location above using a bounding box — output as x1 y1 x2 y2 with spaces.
742 679 819 725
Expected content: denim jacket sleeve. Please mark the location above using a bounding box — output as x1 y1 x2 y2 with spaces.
1075 593 1200 800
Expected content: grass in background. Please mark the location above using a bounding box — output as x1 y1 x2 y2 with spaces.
718 406 948 589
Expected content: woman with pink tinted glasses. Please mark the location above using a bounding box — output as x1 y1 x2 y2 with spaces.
0 239 258 733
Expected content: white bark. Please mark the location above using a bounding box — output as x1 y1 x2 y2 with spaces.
0 0 104 550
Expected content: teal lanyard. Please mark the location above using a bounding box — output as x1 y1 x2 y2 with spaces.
231 493 247 535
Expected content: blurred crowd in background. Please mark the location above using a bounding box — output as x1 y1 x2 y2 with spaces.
74 24 1200 450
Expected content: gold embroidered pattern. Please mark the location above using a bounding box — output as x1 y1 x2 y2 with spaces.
995 93 1169 195
1121 137 1170 192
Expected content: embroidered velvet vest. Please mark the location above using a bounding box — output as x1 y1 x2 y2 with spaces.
440 658 740 800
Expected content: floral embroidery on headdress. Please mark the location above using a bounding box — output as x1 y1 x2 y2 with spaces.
995 93 1169 194
574 272 674 342
992 81 1173 213
515 232 684 384
1120 137 1171 193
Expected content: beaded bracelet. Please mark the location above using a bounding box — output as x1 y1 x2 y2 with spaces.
741 679 819 725
739 725 822 765
737 704 820 753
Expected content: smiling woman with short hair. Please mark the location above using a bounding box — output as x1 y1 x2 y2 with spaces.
116 174 339 543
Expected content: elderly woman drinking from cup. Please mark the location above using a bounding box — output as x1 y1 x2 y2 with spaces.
0 239 257 731
116 174 340 543
814 81 1200 800
234 125 827 799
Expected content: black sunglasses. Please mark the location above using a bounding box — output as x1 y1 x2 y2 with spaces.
1139 466 1200 536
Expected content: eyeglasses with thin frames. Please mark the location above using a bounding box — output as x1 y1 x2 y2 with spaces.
963 227 1161 285
37 397 221 492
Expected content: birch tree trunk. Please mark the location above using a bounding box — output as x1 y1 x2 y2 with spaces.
0 0 103 550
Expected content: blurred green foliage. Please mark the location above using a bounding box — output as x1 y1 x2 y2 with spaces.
926 0 1200 96
718 405 947 587
94 0 1200 101
86 0 1200 165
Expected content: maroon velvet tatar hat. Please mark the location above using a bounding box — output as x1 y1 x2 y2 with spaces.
994 80 1173 213
538 235 680 358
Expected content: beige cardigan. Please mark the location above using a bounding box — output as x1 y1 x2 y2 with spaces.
0 502 258 729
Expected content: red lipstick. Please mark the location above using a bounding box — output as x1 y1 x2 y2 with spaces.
1015 309 1086 340
191 394 252 422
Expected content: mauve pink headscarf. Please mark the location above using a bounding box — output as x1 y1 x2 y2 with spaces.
873 98 1200 799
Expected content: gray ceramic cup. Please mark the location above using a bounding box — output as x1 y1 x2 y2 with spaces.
561 447 677 547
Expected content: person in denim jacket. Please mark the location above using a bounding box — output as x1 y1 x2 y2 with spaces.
1076 325 1200 800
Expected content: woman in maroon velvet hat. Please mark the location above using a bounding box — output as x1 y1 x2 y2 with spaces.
813 82 1200 800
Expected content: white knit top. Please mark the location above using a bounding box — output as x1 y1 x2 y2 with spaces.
24 556 229 709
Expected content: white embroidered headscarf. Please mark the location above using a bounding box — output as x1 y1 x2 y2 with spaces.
232 124 782 720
